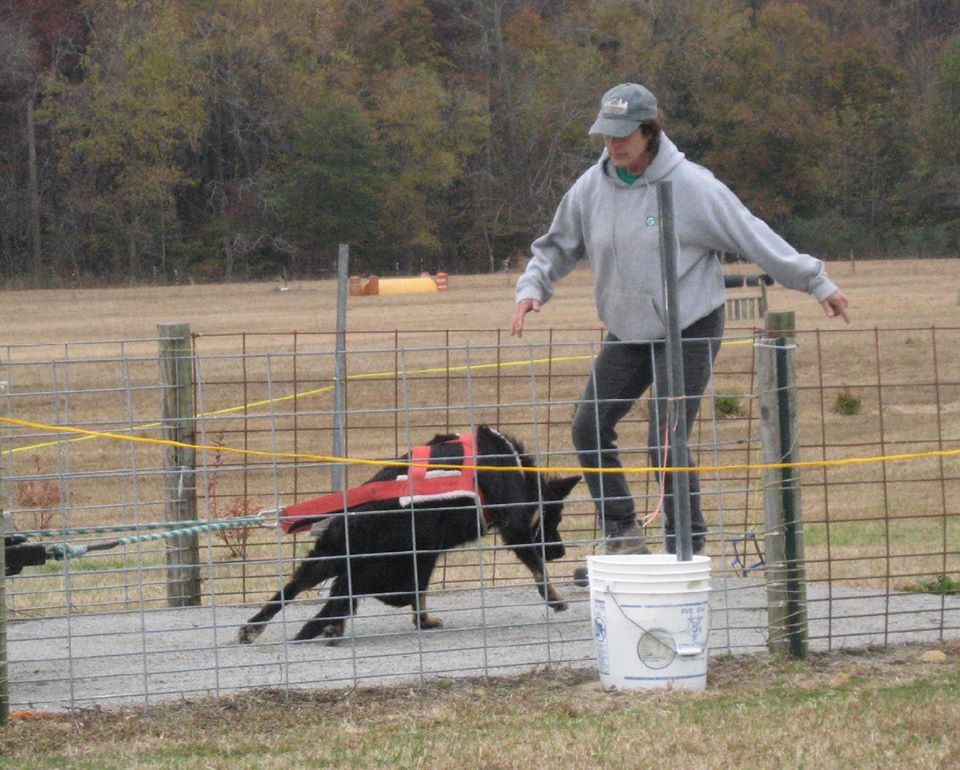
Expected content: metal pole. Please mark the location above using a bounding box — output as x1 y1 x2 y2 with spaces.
657 181 693 561
758 310 808 658
775 333 808 659
332 244 349 492
0 437 8 723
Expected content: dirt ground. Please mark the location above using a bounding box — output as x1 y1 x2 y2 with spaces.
4 258 958 349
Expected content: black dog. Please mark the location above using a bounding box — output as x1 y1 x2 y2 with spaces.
238 425 580 644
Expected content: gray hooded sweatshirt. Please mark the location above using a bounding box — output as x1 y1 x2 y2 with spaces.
515 133 838 341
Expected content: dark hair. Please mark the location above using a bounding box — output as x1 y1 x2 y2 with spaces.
639 110 664 157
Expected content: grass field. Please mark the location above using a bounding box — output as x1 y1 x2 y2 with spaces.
4 257 958 342
1 642 958 769
2 259 960 765
4 258 958 590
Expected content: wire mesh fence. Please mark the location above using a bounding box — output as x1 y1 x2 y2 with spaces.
1 322 958 711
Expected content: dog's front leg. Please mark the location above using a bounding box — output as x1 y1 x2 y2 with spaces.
508 543 567 612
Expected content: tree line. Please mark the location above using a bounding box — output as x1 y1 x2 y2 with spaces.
1 0 958 288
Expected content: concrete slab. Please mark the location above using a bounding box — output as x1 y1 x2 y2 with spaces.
7 577 959 711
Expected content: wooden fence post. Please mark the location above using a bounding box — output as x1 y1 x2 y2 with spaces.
757 311 808 658
158 323 200 607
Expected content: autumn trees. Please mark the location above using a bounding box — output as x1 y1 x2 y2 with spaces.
0 0 957 287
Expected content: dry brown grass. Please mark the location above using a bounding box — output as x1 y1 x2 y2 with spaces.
1 641 959 769
4 258 958 346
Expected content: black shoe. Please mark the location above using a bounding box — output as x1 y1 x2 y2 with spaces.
572 566 589 588
664 531 707 555
572 524 651 588
606 523 651 555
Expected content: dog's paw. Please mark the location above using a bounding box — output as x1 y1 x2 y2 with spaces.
418 616 444 630
549 599 568 612
237 624 263 644
319 621 345 645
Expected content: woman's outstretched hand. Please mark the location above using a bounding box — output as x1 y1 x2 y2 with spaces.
820 290 850 323
510 298 541 337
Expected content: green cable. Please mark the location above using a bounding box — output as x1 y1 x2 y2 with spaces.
45 516 270 561
22 514 267 539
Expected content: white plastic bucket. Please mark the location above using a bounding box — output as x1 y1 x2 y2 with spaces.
588 554 711 692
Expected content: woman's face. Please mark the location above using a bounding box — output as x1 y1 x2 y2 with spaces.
603 127 651 175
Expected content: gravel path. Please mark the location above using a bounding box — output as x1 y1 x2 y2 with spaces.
8 578 960 712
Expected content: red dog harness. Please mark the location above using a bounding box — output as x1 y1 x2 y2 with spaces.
279 434 485 534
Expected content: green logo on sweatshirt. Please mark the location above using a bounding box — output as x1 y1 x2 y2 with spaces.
645 216 658 226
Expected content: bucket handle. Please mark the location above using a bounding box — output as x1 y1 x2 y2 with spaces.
598 579 710 658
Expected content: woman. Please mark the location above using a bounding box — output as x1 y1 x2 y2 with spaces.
510 83 849 563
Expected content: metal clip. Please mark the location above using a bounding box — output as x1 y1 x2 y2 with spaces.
257 508 281 529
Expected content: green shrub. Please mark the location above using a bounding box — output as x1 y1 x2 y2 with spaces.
901 574 960 595
833 390 862 416
715 394 743 418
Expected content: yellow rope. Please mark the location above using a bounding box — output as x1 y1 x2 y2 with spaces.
8 335 919 477
2 340 762 457
3 415 957 476
1 353 596 456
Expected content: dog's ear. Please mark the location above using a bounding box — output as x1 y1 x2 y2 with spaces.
547 475 580 501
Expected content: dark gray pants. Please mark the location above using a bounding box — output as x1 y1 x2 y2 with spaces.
571 306 724 550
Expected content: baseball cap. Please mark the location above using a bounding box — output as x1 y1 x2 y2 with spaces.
588 83 658 137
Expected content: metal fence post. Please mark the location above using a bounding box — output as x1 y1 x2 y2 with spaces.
158 323 201 607
332 244 349 492
757 310 808 657
657 181 694 561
